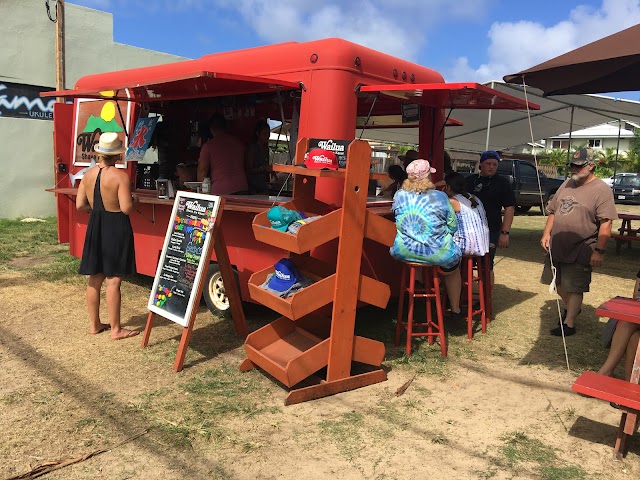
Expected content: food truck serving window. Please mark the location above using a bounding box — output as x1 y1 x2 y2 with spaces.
360 82 540 110
42 71 301 102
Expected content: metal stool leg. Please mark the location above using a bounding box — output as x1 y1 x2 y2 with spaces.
406 265 416 355
395 264 407 346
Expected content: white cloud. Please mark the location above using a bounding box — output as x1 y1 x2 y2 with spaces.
211 0 492 62
444 0 640 83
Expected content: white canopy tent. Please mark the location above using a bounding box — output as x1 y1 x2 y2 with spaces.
357 81 640 151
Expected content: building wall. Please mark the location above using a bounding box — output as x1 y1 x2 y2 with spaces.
0 0 186 218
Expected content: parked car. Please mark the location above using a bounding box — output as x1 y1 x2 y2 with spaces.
603 172 637 188
613 173 640 204
495 159 564 213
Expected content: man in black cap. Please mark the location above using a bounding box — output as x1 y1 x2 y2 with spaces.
465 150 516 285
540 147 617 336
398 149 419 169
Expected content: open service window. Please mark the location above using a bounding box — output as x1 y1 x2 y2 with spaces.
359 82 540 111
42 71 301 103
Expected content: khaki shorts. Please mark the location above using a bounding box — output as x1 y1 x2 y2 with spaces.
541 258 592 293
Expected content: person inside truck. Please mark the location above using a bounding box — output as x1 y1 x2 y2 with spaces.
465 150 515 285
197 113 249 194
540 148 617 336
76 132 140 340
244 119 271 195
390 160 464 320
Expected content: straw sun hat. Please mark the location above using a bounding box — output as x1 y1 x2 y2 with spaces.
94 132 126 155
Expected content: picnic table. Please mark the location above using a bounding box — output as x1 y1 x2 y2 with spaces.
572 296 640 458
612 213 640 254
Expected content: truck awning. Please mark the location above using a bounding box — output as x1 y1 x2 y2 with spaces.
360 82 540 110
41 71 301 102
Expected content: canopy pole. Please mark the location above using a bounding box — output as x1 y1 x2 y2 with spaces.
484 81 494 150
564 106 575 178
613 119 622 177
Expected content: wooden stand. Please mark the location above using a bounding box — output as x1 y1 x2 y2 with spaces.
241 138 396 404
142 198 248 372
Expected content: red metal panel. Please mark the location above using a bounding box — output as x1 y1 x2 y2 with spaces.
53 102 74 244
42 71 301 102
360 82 540 110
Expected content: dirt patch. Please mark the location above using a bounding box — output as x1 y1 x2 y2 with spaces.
7 255 55 269
2 210 640 479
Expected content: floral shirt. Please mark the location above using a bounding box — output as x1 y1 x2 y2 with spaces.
390 189 461 268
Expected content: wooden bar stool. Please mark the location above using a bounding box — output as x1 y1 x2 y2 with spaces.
482 251 493 322
395 262 447 357
460 255 487 339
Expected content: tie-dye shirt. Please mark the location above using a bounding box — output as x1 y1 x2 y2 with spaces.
390 189 461 268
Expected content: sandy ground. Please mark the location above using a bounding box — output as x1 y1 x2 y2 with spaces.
1 229 640 479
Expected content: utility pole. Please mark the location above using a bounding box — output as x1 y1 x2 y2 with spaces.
55 0 65 101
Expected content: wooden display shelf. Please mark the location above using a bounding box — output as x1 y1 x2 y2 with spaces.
242 315 386 391
248 256 390 319
248 262 336 320
253 208 341 254
244 316 330 387
271 164 388 181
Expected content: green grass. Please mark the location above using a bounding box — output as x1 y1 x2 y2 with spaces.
499 431 587 479
0 217 81 282
0 217 59 264
319 411 365 461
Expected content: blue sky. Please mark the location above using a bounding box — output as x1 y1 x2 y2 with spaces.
70 0 640 99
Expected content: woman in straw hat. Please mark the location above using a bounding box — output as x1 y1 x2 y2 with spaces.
76 132 140 340
390 159 464 319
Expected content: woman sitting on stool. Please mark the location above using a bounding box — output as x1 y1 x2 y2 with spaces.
443 172 490 258
390 159 463 319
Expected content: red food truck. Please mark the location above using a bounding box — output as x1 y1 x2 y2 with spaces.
45 38 535 315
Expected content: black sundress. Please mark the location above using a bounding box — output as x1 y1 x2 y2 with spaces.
79 166 136 276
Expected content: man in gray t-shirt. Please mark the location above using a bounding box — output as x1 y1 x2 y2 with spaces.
540 148 617 336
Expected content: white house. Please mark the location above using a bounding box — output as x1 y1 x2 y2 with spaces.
545 121 638 152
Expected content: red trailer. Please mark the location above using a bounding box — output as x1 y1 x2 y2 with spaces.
45 38 536 315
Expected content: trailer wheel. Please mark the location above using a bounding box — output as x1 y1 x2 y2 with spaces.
203 263 240 316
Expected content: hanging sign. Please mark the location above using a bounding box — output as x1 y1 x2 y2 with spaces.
309 138 351 168
147 192 222 327
73 96 132 167
401 102 420 123
0 82 55 120
126 116 158 162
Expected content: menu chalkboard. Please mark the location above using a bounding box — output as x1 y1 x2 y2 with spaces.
147 192 221 327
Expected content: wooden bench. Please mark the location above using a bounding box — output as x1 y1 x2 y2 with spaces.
611 233 640 254
572 371 640 458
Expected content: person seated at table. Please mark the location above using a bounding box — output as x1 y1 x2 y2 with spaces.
197 113 248 194
380 164 408 198
443 172 490 257
597 270 640 381
390 159 463 319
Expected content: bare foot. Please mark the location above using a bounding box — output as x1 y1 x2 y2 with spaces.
111 329 140 341
89 324 111 334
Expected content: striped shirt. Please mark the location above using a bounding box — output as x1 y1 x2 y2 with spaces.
452 194 490 256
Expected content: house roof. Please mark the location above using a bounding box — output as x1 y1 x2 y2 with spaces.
551 123 636 139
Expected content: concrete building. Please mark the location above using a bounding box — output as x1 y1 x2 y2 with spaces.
1 0 185 218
